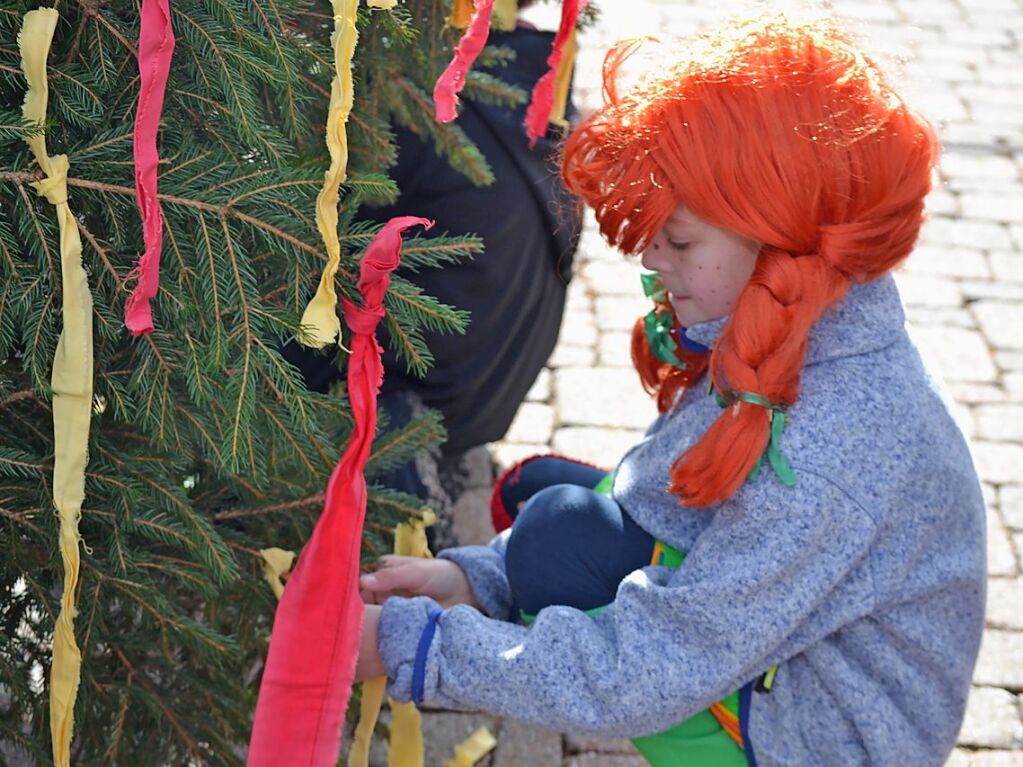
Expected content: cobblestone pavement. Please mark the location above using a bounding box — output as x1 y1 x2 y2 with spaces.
421 1 1023 765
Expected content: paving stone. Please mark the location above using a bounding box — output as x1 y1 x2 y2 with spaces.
904 245 991 279
415 711 500 767
947 749 1023 767
973 442 1023 487
977 64 1023 88
599 331 634 366
895 272 963 307
555 367 655 430
1002 485 1023 530
594 295 651 333
906 307 976 329
926 188 962 216
950 382 1008 404
997 352 1023 372
975 404 1023 442
990 253 1023 284
526 368 552 403
551 427 645 469
565 734 639 754
490 442 553 472
565 755 650 767
550 343 597 367
921 217 1013 250
970 103 1023 132
988 505 1021 577
504 402 555 445
581 261 645 296
963 284 1023 305
943 27 1015 48
1007 373 1023 401
975 302 1023 350
561 310 599 347
941 152 1021 182
491 720 562 767
1011 225 1023 251
452 486 497 546
960 193 1023 224
908 325 998 382
974 631 1023 691
987 578 1023 630
957 686 1023 749
564 281 594 316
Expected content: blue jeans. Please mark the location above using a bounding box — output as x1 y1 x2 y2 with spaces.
502 457 655 616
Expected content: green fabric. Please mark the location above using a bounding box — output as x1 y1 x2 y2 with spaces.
713 387 798 488
592 472 614 496
632 703 748 767
641 273 684 369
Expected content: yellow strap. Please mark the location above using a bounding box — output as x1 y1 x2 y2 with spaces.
20 9 95 766
449 0 475 28
366 0 398 7
350 510 435 766
259 547 296 600
348 676 388 767
444 726 497 767
451 0 515 31
299 0 359 348
491 0 517 31
548 24 577 129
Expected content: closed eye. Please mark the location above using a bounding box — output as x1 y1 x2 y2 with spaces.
667 240 689 252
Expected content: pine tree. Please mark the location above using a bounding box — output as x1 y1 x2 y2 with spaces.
0 1 526 763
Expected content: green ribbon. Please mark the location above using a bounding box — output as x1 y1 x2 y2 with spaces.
715 389 797 488
641 273 684 369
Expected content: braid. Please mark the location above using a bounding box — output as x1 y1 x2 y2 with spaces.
668 249 847 506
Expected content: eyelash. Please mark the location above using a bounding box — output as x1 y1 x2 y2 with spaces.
667 240 689 252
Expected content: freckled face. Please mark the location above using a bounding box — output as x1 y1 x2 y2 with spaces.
640 203 761 326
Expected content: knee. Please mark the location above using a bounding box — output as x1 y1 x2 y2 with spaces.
505 485 604 613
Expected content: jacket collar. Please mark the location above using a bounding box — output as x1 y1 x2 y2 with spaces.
682 274 906 366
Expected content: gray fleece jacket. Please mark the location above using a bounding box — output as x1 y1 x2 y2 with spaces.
378 275 986 767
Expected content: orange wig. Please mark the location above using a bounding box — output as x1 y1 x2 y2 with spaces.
562 13 938 507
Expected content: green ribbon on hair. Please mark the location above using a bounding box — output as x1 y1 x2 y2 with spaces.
641 273 684 369
715 389 798 488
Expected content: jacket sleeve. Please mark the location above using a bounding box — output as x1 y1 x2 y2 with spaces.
379 469 878 736
436 529 514 621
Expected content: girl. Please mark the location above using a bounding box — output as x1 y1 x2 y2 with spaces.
355 13 986 766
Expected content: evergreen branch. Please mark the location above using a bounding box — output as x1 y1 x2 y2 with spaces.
213 492 325 521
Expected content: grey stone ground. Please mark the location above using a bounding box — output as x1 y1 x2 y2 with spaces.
407 1 1023 764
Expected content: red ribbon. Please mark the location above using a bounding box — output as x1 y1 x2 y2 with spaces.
433 0 497 123
125 0 175 335
247 216 432 767
523 0 588 147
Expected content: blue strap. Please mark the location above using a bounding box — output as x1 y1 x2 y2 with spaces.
411 607 443 705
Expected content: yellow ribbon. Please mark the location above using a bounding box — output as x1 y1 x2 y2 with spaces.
349 511 436 767
366 0 398 8
299 0 359 349
451 0 515 30
20 9 95 766
259 547 296 600
491 0 517 31
549 24 577 129
444 727 497 767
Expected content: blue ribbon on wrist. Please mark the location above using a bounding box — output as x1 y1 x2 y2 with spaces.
411 607 443 705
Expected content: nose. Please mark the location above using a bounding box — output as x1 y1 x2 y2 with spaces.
641 239 671 272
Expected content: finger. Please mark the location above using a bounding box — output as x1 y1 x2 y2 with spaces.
360 563 426 593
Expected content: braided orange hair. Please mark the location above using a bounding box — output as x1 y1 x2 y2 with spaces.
562 13 938 507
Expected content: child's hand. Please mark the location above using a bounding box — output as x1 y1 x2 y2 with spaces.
355 604 385 682
360 556 482 611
